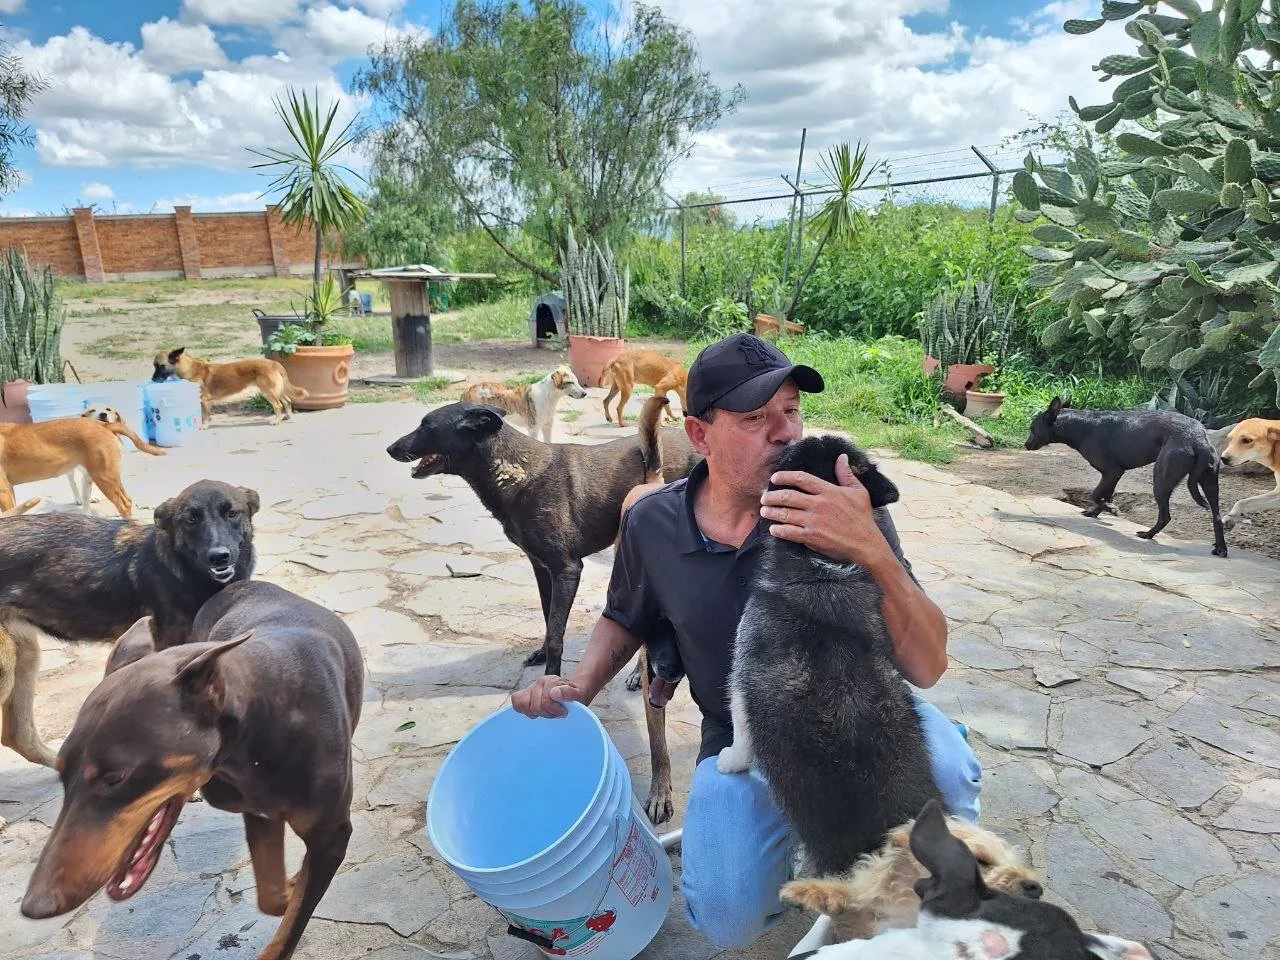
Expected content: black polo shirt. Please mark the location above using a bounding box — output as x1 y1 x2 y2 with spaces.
602 459 916 764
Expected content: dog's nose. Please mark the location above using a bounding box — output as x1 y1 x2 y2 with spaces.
1020 879 1043 899
207 548 231 566
1221 455 1233 465
21 888 64 920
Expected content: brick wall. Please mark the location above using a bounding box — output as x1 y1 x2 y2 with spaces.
0 206 358 282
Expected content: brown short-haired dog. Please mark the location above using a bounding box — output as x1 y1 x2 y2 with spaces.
0 417 165 519
152 347 308 425
780 814 1043 942
1221 417 1280 529
22 579 364 960
599 349 688 427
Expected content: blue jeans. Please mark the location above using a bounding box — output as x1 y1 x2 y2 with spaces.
680 693 981 950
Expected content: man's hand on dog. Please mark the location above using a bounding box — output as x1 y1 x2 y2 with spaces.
512 674 588 719
761 453 894 568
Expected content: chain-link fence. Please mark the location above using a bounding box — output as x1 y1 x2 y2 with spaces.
660 142 1061 299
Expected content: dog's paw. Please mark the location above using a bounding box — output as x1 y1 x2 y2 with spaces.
523 647 547 667
779 878 855 916
624 662 642 692
1223 515 1238 531
1135 530 1155 540
644 788 674 825
1212 544 1229 558
716 744 751 774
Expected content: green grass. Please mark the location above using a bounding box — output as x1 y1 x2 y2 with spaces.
56 276 314 300
327 297 528 355
560 409 582 423
411 376 457 404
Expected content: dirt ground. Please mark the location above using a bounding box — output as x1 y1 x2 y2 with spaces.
948 443 1280 561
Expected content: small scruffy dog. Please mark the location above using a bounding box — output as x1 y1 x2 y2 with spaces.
782 813 1044 941
716 434 942 877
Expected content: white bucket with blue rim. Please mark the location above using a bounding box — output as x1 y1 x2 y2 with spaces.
27 383 87 422
145 380 203 447
82 381 150 450
427 702 672 958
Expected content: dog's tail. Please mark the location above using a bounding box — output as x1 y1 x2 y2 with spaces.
271 360 310 401
103 421 167 457
1 496 41 518
638 394 669 481
1187 445 1216 510
598 358 618 390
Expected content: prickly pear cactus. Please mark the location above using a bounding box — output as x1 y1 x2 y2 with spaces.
1017 0 1280 404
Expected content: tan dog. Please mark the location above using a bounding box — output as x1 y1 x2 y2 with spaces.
0 418 165 519
1221 417 1280 529
600 349 688 427
460 366 587 442
781 815 1043 942
152 347 308 425
1 496 41 518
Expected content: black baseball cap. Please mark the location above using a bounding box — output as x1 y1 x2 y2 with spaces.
685 332 824 418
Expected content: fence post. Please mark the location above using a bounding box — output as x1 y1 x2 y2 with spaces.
970 145 1000 226
679 204 687 299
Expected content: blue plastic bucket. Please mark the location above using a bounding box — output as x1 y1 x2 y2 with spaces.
82 382 149 451
27 384 87 422
145 380 203 447
360 292 372 313
427 703 672 958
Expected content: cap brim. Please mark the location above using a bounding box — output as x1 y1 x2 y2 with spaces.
713 365 824 413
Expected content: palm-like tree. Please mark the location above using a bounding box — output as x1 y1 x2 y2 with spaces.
250 87 367 300
786 141 882 321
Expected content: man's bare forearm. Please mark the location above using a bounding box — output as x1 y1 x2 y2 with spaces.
867 552 949 688
570 615 644 704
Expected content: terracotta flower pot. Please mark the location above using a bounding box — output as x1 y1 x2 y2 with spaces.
275 344 355 411
567 335 626 388
964 389 1005 419
753 314 804 340
923 357 996 399
0 379 33 424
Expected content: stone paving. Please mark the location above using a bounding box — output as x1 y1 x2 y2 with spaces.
1 391 1279 960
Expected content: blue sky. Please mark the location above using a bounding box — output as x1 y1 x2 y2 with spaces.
0 0 1114 217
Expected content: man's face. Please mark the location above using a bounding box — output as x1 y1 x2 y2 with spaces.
688 380 804 498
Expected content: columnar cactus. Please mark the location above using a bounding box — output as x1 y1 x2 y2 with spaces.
559 224 629 339
918 272 1016 369
1016 0 1280 405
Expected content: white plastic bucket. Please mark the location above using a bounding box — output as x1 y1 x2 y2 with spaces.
146 380 203 447
428 703 672 959
27 384 86 422
82 382 149 451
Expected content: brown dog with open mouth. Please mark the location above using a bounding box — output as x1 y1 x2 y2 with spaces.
21 579 363 960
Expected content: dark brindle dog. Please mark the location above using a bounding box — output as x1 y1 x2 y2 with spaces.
0 479 257 766
22 580 364 960
386 401 702 678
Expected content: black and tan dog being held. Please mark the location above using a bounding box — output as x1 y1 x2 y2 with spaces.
717 434 941 878
22 580 364 960
386 400 702 677
0 479 258 766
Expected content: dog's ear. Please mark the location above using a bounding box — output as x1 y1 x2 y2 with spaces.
458 404 505 438
1047 396 1063 417
908 799 986 919
104 616 157 677
154 495 175 532
1266 426 1280 443
240 487 260 517
857 462 900 509
175 630 253 715
168 348 185 363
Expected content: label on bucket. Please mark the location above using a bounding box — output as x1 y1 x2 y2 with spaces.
503 821 661 957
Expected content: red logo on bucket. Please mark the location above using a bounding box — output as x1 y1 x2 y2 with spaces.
585 910 616 934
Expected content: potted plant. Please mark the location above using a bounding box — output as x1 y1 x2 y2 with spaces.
0 246 66 424
266 274 356 410
918 272 1015 410
560 225 628 387
751 278 804 339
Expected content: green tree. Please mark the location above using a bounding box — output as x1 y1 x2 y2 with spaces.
354 0 742 284
249 87 367 296
344 161 457 269
680 191 735 229
0 30 47 196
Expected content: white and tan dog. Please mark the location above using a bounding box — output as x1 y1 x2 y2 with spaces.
460 365 587 442
782 814 1043 942
1221 417 1280 529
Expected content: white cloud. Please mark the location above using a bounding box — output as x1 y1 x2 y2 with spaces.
152 190 264 211
0 0 25 14
80 181 113 199
641 0 1120 193
345 0 406 15
277 4 406 61
140 18 228 73
181 0 301 29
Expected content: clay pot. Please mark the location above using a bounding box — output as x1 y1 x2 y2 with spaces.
923 357 996 399
567 335 627 388
0 379 33 424
964 389 1006 419
753 314 805 340
275 345 355 411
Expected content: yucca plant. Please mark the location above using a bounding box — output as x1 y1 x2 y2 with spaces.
0 246 64 385
559 224 629 338
918 272 1016 369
